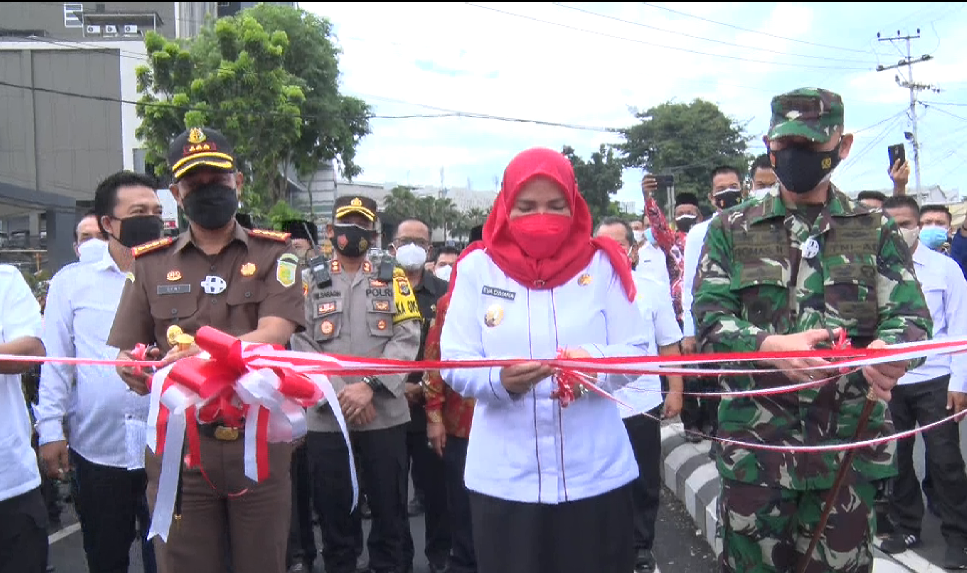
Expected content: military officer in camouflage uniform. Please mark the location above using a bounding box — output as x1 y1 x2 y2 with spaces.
291 195 422 573
693 88 933 573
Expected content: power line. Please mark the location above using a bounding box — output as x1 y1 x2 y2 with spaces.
550 3 878 65
639 2 872 54
923 101 967 107
464 3 872 71
0 79 623 132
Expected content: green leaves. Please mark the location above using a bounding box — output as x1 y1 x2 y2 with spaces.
135 4 370 219
381 187 489 241
562 144 624 225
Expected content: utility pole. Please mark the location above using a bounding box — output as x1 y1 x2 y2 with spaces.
876 30 939 203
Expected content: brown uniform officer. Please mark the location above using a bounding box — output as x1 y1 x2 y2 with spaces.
107 126 306 573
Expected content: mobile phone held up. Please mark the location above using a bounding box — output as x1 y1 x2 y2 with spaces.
888 144 906 169
655 174 675 190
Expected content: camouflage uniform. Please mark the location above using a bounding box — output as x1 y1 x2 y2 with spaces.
693 88 933 573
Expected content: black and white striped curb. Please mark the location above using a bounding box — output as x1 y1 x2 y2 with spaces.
659 422 942 573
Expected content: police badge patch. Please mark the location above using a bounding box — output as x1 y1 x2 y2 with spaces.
276 253 299 288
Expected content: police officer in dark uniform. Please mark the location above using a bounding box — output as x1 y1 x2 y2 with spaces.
279 219 319 573
108 126 306 573
291 195 422 573
390 218 451 573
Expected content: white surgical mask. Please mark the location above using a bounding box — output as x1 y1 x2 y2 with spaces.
434 265 453 281
395 243 427 270
632 230 646 244
900 227 919 250
752 184 777 200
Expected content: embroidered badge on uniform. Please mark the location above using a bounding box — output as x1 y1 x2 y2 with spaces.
240 262 257 277
377 319 387 331
396 277 411 296
484 304 504 328
373 300 390 312
276 253 299 288
166 270 182 281
578 274 592 286
320 321 334 335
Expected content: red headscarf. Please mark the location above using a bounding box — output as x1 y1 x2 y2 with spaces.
454 147 636 302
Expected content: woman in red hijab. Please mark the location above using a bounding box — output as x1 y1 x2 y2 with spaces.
439 148 650 573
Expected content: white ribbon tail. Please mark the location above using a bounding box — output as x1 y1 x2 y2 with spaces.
146 384 198 542
311 374 359 511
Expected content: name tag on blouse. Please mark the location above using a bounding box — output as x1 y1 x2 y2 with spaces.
481 286 515 301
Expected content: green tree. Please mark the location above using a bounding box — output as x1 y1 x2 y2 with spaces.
618 99 751 214
135 5 370 216
434 197 459 240
562 144 624 224
382 186 418 224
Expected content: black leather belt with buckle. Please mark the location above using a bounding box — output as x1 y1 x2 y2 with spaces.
199 423 243 441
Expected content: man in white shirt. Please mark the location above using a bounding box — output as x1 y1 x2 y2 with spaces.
73 211 102 259
0 266 48 573
37 171 164 573
880 196 967 569
679 165 747 442
596 217 683 573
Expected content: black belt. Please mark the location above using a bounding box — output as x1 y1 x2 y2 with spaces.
197 423 244 441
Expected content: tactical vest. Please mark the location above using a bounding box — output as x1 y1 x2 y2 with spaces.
733 211 880 347
304 259 397 346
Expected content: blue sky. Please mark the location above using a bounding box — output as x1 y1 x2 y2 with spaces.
301 2 967 210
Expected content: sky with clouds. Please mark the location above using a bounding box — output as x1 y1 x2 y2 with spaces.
301 2 967 210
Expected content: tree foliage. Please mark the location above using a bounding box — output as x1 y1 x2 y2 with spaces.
135 5 370 216
618 99 751 213
562 144 624 224
381 186 491 242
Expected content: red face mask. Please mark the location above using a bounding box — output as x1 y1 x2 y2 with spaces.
508 213 571 260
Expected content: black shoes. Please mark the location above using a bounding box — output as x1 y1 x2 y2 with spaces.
880 533 921 554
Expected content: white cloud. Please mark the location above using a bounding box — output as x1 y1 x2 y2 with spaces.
302 1 967 206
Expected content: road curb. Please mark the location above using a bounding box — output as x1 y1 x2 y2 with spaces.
658 422 934 572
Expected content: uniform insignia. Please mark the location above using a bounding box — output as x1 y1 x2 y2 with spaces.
320 321 334 336
351 198 363 207
318 302 336 315
484 304 504 328
396 276 411 296
337 235 348 249
276 253 298 288
578 274 592 286
482 285 516 301
802 236 821 260
359 238 369 251
240 263 257 277
131 237 175 258
370 279 387 288
188 127 206 144
167 270 182 281
303 279 309 297
201 276 227 295
377 319 388 331
362 261 372 274
373 300 390 312
248 228 291 243
330 260 341 274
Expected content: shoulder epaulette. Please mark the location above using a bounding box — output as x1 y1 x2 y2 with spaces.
248 229 291 242
131 237 175 258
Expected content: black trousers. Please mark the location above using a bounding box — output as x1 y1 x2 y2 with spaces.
0 487 48 573
308 426 409 573
403 426 450 568
470 485 635 573
286 443 317 567
71 450 156 573
443 436 476 573
624 408 662 552
681 376 718 433
888 376 967 547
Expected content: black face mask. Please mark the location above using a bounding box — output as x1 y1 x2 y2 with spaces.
772 143 842 194
182 183 238 230
713 189 743 211
114 215 164 248
675 214 698 234
333 224 375 258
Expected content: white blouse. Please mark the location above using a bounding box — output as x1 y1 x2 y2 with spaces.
441 249 649 504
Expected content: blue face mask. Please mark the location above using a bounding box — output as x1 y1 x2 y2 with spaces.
645 228 656 245
919 226 949 250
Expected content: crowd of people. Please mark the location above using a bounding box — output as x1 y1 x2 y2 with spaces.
0 85 965 573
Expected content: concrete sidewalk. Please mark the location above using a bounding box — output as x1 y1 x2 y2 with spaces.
658 422 947 573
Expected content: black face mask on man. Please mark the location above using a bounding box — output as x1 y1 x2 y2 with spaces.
182 183 238 230
713 188 744 210
675 214 698 234
772 143 842 194
332 224 375 258
113 215 164 248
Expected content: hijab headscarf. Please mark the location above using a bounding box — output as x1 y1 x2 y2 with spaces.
452 148 636 301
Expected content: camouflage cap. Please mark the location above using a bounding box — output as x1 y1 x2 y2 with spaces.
767 88 844 143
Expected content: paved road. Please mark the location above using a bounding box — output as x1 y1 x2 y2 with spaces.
907 418 967 566
48 484 718 572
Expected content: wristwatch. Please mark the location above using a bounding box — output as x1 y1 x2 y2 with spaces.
362 375 384 393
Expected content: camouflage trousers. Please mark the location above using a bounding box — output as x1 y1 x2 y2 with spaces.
719 478 877 573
